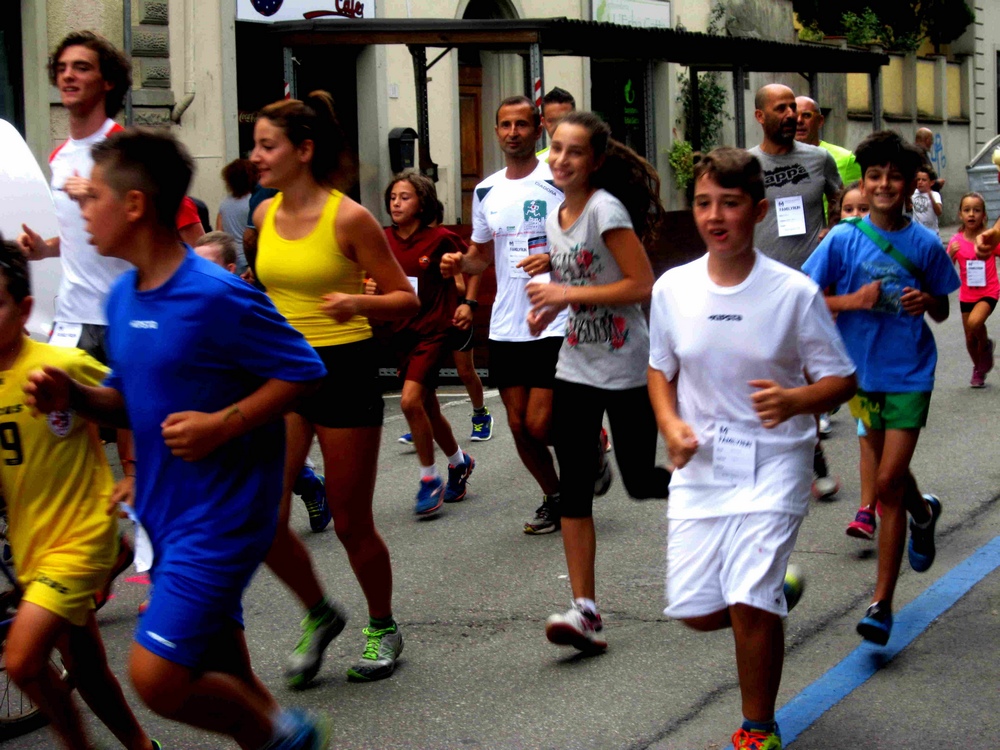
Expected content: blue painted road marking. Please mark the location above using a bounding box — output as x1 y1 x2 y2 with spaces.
776 534 1000 745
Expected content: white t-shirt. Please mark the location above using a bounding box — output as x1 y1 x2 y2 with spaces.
911 189 942 234
546 189 649 389
648 251 855 519
49 119 132 326
470 160 567 341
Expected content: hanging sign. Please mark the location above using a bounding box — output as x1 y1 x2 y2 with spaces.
593 0 671 29
237 0 375 22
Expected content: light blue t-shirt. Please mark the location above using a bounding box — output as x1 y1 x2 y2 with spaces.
802 217 959 393
105 249 326 576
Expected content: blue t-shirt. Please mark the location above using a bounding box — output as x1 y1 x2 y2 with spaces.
802 217 959 393
105 249 326 576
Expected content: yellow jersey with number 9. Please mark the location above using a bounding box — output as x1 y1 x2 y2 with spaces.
0 338 116 587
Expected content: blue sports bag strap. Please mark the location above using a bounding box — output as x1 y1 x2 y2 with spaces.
841 217 923 286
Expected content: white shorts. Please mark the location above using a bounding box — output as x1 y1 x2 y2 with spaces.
665 511 803 619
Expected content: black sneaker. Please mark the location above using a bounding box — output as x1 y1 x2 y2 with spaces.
908 494 941 573
524 498 560 535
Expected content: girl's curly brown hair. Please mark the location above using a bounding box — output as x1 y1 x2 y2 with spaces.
384 171 440 228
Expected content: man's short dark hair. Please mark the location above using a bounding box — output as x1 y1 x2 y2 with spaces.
854 130 924 183
692 147 766 205
0 235 31 303
92 128 194 230
542 87 575 109
495 95 541 129
49 31 131 119
195 231 238 268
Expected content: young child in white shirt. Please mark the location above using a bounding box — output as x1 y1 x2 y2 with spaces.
647 147 857 750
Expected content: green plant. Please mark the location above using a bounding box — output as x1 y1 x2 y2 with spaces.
842 7 881 46
674 3 730 152
667 137 694 191
798 21 825 42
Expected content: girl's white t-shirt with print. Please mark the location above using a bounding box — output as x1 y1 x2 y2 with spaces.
546 188 650 390
648 250 856 519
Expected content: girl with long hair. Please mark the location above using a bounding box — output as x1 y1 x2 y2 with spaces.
250 91 418 686
526 111 670 651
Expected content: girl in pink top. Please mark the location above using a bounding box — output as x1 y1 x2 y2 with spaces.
947 192 998 387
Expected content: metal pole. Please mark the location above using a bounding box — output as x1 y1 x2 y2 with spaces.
283 47 296 99
732 65 746 148
529 42 544 150
124 0 132 125
870 68 883 131
409 45 439 181
689 67 701 152
644 59 655 159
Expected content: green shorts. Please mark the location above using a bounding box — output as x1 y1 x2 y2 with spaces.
848 389 932 431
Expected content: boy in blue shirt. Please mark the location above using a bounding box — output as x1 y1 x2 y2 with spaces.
803 131 960 646
26 128 330 749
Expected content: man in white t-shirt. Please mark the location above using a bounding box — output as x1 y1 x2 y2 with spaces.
441 95 568 534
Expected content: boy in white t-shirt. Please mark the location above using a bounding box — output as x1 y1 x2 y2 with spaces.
911 169 943 234
647 148 856 750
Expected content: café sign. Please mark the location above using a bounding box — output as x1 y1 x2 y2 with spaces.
237 0 375 22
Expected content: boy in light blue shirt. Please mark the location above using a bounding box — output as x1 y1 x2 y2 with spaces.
803 130 959 646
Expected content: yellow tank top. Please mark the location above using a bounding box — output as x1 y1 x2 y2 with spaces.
256 190 372 347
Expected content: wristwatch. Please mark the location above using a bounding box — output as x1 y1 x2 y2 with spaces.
459 298 479 310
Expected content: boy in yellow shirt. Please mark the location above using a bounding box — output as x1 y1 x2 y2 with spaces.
0 237 158 750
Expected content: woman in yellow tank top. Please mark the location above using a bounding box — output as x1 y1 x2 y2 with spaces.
250 91 418 686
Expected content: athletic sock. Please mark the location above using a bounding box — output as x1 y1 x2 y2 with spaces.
574 597 598 616
473 405 488 415
741 718 777 734
446 447 465 467
369 614 396 631
308 597 334 622
421 465 440 481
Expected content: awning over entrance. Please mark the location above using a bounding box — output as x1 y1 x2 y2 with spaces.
265 17 890 176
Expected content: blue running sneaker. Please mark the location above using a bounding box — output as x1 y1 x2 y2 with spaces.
398 433 414 445
414 477 444 515
908 494 941 573
444 452 475 502
272 709 332 749
857 600 892 645
470 409 493 441
294 467 330 533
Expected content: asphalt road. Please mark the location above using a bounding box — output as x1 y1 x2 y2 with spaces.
6 237 1000 749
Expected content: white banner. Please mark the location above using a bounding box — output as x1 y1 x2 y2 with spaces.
593 0 671 29
237 0 375 23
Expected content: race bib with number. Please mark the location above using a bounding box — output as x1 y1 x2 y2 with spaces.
775 195 807 237
966 260 987 288
713 421 756 488
508 236 530 279
406 276 419 295
49 322 83 348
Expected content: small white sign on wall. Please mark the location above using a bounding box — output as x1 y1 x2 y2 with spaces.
593 0 671 29
237 0 375 23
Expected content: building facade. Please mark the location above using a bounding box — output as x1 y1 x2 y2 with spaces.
6 0 998 222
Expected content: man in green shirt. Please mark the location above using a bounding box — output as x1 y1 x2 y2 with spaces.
795 96 862 187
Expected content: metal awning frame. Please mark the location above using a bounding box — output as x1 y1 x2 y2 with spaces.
267 17 889 177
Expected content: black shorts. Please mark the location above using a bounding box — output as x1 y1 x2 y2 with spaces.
294 338 384 428
960 298 998 314
51 323 109 365
488 337 563 390
451 325 475 353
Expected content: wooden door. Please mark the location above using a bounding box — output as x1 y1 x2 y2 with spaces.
459 64 484 224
